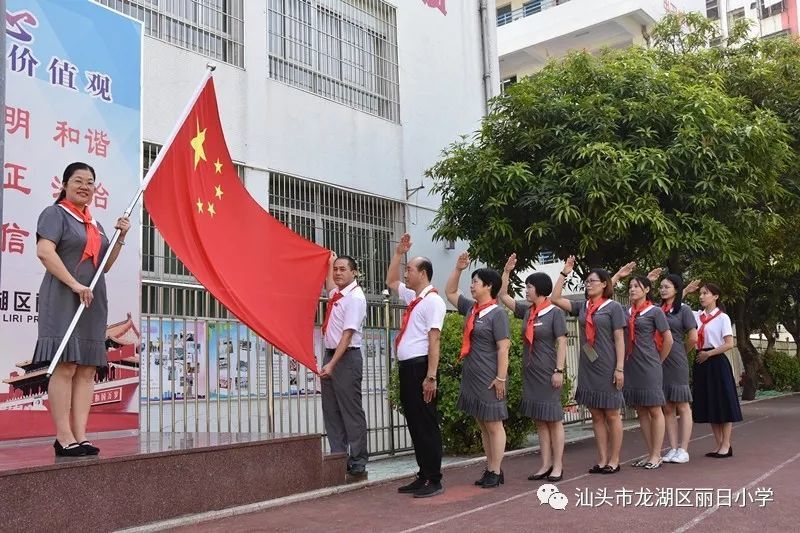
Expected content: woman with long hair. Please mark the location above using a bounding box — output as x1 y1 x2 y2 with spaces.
34 162 130 456
499 254 567 482
684 281 742 458
648 271 698 464
623 276 673 469
552 256 626 475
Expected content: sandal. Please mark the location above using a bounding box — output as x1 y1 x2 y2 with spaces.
631 459 648 468
644 460 662 470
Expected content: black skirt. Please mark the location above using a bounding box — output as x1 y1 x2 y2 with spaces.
691 350 743 424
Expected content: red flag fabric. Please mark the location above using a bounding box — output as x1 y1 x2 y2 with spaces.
143 76 329 373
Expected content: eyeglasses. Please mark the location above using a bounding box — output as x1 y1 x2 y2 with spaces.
585 279 603 285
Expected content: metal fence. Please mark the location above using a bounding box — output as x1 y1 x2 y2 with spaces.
139 284 747 456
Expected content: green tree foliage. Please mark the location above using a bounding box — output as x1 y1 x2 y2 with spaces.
427 13 800 399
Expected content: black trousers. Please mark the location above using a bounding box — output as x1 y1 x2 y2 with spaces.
399 356 443 483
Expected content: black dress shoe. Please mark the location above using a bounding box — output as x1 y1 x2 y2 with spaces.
481 471 503 488
54 440 87 457
588 464 604 474
528 466 553 481
413 481 444 498
546 472 563 482
705 451 720 457
711 447 733 458
601 464 620 474
398 477 426 494
475 469 490 486
348 464 367 476
79 441 100 455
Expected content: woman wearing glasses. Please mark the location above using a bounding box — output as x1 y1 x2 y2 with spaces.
551 256 626 475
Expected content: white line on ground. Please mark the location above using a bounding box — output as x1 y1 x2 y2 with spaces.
398 415 773 533
671 450 800 533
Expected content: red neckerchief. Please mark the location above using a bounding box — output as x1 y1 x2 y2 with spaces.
59 200 101 268
697 309 722 350
459 299 497 359
395 287 438 349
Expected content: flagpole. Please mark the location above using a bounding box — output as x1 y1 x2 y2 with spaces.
46 64 217 377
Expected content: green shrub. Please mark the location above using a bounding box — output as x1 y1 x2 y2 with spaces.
764 351 800 392
390 310 572 454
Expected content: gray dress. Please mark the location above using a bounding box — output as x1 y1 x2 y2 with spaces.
32 205 110 368
569 300 625 410
457 295 510 421
662 304 696 403
623 305 669 407
514 302 567 421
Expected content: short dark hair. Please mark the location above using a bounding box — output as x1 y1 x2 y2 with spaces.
629 275 653 301
55 162 95 204
412 256 433 282
334 255 358 271
525 272 553 297
662 274 684 315
589 268 614 299
471 268 502 299
701 282 725 312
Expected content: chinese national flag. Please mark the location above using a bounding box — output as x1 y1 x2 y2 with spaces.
143 76 329 373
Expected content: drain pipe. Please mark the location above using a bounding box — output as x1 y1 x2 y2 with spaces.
478 0 499 111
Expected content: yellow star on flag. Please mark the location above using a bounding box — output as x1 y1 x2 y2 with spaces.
214 159 223 173
196 198 204 213
190 118 207 169
207 202 216 217
215 185 224 200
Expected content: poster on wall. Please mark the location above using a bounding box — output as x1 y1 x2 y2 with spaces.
0 0 142 439
140 319 207 401
207 323 270 398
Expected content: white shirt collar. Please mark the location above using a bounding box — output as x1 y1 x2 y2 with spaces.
58 204 98 226
587 299 612 311
630 303 655 316
335 280 359 297
701 307 720 317
478 304 498 318
533 303 555 317
417 285 436 299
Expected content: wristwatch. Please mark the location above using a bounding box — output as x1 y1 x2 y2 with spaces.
553 368 564 374
425 376 437 383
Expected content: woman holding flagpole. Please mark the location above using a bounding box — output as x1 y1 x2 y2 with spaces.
499 253 568 482
33 162 130 457
551 256 626 475
445 252 510 489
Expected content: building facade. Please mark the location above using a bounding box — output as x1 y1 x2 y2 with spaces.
95 0 499 311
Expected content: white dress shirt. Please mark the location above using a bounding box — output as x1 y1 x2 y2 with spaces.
396 283 446 360
324 280 366 349
693 308 733 349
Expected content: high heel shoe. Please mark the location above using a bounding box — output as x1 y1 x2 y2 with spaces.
474 469 490 486
481 470 503 488
528 466 553 481
54 440 87 457
79 441 100 455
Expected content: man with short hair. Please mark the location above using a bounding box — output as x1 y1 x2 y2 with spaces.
386 234 446 497
321 253 368 476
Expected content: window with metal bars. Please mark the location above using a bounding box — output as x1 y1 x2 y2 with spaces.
96 0 245 68
268 171 404 296
267 0 400 122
